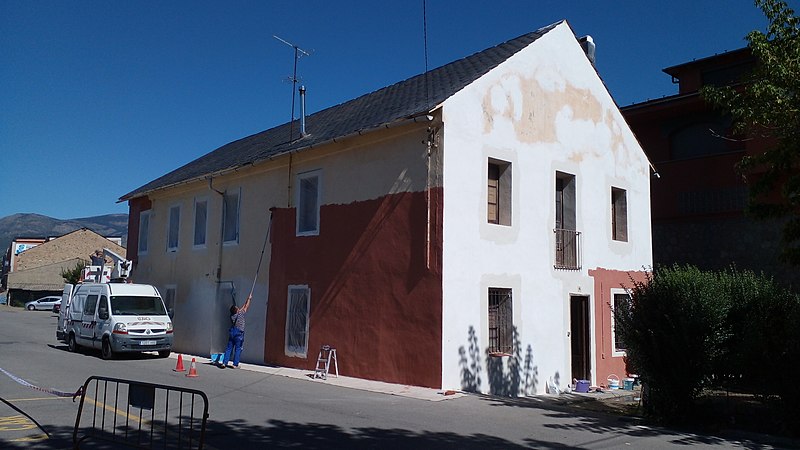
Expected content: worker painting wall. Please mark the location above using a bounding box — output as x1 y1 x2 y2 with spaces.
439 21 652 394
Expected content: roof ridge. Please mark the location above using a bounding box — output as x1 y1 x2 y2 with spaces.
120 21 563 201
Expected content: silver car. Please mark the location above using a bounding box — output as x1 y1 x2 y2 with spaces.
25 296 61 311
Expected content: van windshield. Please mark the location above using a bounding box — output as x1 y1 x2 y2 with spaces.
110 296 167 316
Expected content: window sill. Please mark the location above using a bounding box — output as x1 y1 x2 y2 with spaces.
488 351 513 358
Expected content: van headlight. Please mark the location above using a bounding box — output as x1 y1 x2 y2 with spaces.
166 322 173 334
113 323 128 334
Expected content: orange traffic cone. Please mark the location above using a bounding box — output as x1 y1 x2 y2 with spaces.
186 358 198 377
173 354 185 372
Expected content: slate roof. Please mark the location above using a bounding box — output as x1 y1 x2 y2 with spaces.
120 21 562 201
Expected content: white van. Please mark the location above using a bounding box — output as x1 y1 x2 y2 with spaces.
58 282 173 359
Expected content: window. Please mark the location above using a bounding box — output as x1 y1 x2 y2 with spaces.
138 211 150 254
98 295 109 319
223 190 240 244
555 172 580 269
487 159 511 225
285 285 310 357
611 187 628 242
488 288 513 354
297 171 321 235
164 285 176 316
193 198 208 247
555 172 576 231
612 292 631 354
84 294 98 316
669 119 742 160
167 205 180 251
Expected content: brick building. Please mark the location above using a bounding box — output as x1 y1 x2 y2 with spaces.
622 48 797 287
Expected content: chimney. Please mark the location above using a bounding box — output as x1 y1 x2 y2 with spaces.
299 85 307 137
579 35 596 65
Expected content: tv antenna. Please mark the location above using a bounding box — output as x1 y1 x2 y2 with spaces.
274 35 311 142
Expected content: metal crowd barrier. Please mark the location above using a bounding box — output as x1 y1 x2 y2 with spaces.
73 375 209 449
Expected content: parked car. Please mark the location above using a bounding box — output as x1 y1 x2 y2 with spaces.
25 296 62 311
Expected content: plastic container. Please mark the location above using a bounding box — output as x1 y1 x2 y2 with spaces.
607 374 620 389
623 378 635 390
575 380 590 393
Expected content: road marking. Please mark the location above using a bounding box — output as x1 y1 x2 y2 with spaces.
0 415 36 431
9 433 48 442
82 396 146 425
4 397 69 402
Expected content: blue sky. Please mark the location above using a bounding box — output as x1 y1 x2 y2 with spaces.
1 1 791 220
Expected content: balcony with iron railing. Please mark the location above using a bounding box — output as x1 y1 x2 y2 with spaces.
554 228 581 270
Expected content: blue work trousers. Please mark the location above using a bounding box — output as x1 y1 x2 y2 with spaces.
223 327 244 367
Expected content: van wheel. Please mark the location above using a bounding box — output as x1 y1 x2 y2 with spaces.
101 338 114 360
158 350 170 358
68 334 78 353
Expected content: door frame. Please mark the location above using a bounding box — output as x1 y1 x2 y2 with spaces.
569 295 591 382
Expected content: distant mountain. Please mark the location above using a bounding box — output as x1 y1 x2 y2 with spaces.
0 213 128 254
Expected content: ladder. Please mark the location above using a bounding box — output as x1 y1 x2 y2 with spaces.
313 345 339 380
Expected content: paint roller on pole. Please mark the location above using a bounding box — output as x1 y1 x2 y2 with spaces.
247 208 275 301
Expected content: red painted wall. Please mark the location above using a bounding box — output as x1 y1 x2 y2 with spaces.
265 188 443 388
588 268 647 386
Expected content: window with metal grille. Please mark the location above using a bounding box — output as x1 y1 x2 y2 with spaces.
613 293 631 353
555 172 580 269
285 285 310 357
488 288 513 354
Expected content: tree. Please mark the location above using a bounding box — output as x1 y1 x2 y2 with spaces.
61 261 86 285
702 0 800 264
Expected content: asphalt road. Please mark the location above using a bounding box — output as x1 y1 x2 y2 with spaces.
0 306 795 449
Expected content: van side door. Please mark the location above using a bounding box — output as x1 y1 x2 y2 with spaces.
69 290 86 335
80 294 99 345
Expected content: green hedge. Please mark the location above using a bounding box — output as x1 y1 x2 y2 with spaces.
616 265 800 422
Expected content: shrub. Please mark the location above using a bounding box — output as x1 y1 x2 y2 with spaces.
617 265 731 420
723 270 800 410
618 264 800 425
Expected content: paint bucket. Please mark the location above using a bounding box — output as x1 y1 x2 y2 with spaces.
607 374 620 389
575 380 590 393
623 378 634 390
210 353 224 364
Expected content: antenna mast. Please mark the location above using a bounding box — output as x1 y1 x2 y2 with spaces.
273 35 311 143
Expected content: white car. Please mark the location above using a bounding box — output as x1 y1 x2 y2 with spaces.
25 296 62 311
